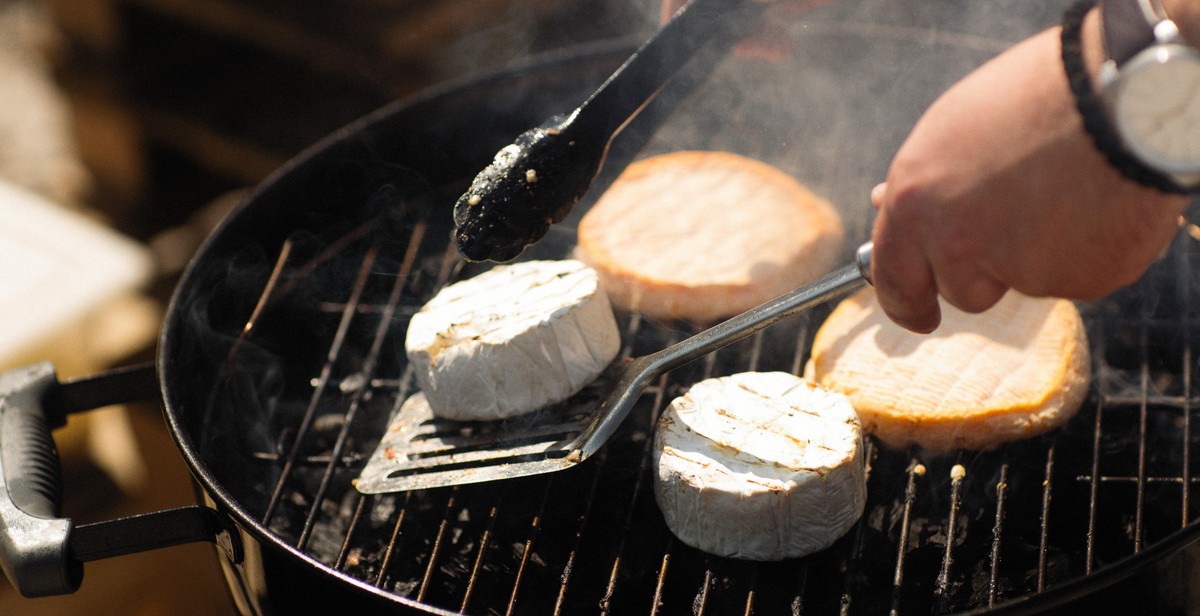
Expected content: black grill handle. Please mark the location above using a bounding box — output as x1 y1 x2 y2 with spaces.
0 361 240 597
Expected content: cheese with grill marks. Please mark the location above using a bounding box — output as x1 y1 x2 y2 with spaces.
803 289 1090 452
653 372 866 561
405 259 620 420
574 150 845 324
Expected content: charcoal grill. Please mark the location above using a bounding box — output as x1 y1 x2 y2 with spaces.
5 0 1200 613
178 172 1200 615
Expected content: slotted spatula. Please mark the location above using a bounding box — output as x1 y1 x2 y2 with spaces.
354 242 873 493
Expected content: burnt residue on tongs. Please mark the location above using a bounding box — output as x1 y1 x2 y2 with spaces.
453 0 767 262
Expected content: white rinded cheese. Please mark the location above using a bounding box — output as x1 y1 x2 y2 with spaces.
406 259 620 420
653 372 866 561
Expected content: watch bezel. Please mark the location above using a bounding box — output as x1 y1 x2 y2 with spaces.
1106 41 1200 181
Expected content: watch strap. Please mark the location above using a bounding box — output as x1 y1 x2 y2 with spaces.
1102 0 1156 65
1061 0 1192 194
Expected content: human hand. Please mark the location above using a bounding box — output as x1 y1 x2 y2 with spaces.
869 12 1188 334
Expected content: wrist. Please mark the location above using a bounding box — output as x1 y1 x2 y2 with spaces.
1080 5 1107 86
1161 0 1200 47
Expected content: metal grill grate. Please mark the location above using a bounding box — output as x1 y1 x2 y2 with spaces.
203 204 1200 614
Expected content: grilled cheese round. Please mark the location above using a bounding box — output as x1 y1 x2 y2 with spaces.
804 289 1090 452
575 150 844 324
653 371 866 560
405 259 620 420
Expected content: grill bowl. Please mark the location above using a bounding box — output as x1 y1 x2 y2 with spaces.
157 2 1200 614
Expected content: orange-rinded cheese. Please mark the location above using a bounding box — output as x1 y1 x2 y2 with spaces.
576 151 844 323
804 289 1090 452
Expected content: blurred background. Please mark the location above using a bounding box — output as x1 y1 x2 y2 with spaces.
0 0 655 613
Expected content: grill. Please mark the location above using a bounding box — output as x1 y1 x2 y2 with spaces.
5 1 1196 612
138 4 1200 612
191 182 1200 614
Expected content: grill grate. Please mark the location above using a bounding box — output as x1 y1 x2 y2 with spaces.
203 203 1200 614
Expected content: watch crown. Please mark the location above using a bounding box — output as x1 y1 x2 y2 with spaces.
1153 18 1181 44
1097 59 1120 88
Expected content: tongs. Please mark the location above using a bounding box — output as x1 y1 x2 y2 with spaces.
355 243 873 493
358 0 851 493
453 0 769 262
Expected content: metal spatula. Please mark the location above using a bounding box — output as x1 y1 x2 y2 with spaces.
354 243 873 493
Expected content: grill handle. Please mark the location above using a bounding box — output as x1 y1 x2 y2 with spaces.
0 362 240 597
0 363 74 597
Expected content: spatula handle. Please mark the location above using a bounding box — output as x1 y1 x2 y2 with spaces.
647 242 874 375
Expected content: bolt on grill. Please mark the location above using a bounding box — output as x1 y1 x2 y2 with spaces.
197 202 1200 615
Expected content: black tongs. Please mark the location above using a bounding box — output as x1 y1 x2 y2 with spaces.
453 0 767 262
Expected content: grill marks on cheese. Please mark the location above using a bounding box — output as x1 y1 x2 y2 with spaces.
682 381 852 469
405 260 620 421
804 290 1090 452
653 372 866 561
575 150 844 323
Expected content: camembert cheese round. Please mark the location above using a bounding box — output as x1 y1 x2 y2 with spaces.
405 259 620 420
653 371 866 561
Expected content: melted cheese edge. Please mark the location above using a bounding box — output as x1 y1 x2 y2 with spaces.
406 260 620 420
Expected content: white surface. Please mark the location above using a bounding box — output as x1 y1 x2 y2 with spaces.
0 180 153 362
406 259 620 420
653 372 866 560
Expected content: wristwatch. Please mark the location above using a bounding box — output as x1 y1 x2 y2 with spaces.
1097 0 1200 188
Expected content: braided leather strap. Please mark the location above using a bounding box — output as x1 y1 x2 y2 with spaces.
1061 0 1192 194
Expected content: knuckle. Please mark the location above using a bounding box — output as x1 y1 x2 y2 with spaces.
938 275 1006 314
882 176 930 221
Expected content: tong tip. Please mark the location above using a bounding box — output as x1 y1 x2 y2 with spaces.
453 115 602 262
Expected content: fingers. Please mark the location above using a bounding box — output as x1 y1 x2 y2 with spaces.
870 213 942 334
869 181 1009 332
871 238 1008 333
932 267 1009 314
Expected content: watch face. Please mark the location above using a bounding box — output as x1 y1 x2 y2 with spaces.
1113 44 1200 175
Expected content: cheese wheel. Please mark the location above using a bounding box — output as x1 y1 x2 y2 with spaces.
804 289 1090 452
405 259 620 420
653 372 866 561
575 150 844 324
